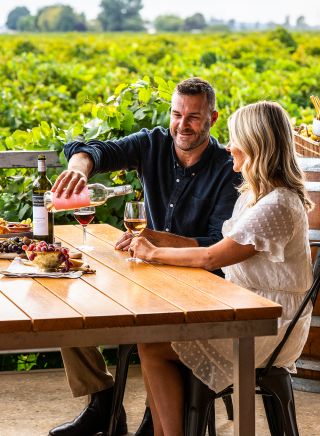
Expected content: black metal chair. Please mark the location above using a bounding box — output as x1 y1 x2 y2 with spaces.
184 241 320 436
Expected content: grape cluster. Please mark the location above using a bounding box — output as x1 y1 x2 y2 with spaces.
0 236 32 254
22 241 72 272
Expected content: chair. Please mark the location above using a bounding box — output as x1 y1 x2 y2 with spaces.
108 344 137 435
184 241 320 436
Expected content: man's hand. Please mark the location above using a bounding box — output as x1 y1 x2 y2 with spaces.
115 231 134 251
52 169 88 198
51 152 93 198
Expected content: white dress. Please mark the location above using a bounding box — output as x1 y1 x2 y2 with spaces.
172 187 313 392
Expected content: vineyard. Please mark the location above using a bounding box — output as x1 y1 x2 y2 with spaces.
1 30 320 227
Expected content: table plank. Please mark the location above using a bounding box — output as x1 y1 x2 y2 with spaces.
53 237 186 326
0 291 31 333
0 271 83 332
65 255 186 326
81 224 282 321
34 277 135 329
55 226 235 323
150 265 282 320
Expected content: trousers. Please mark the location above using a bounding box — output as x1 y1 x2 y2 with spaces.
61 346 114 397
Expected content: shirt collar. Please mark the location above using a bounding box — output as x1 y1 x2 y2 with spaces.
172 136 217 176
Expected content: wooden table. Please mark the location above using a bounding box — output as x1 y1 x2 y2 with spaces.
0 224 282 436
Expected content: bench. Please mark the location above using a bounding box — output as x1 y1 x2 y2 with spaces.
0 150 62 169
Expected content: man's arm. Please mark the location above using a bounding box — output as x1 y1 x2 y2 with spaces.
51 130 147 198
115 228 198 251
141 228 198 248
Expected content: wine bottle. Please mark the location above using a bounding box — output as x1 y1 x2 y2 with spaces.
43 183 133 212
32 155 54 243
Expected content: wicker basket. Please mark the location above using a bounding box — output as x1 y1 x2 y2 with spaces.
294 126 320 157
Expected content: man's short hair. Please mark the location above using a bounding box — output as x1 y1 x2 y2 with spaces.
175 77 216 112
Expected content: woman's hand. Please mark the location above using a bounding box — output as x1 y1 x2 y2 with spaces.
115 231 134 251
129 236 157 262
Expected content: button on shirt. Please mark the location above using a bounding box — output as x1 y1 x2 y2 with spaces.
64 127 241 246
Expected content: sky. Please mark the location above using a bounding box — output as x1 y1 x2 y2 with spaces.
0 0 320 27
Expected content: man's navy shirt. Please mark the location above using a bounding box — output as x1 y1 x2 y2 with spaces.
64 126 241 247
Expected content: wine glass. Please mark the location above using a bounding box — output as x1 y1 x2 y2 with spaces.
74 206 95 251
124 201 147 262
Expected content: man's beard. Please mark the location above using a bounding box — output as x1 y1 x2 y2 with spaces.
172 120 211 151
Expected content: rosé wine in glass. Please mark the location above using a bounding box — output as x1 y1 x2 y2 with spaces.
74 206 95 251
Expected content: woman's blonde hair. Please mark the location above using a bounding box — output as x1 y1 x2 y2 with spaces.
228 101 313 211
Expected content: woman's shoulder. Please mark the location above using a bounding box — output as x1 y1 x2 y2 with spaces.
258 187 300 207
253 188 305 223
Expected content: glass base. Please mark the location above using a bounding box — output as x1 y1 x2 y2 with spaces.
126 257 144 263
77 244 94 251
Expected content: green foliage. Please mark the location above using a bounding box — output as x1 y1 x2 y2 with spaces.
6 6 30 30
1 31 320 226
270 27 298 53
14 40 41 55
0 348 137 371
200 51 218 68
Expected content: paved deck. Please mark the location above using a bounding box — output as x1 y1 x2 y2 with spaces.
0 366 319 435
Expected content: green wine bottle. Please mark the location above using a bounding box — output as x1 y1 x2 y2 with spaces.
32 155 54 243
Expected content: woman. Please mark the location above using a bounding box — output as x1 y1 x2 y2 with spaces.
130 101 314 436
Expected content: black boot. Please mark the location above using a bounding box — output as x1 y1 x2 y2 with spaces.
135 407 154 436
49 387 128 436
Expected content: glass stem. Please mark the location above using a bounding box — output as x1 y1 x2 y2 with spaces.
83 225 87 246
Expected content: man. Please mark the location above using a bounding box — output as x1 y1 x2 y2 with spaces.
49 78 240 436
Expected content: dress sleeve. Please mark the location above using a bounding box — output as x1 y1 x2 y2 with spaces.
224 200 294 262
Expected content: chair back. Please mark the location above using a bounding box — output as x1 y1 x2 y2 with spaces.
261 242 320 375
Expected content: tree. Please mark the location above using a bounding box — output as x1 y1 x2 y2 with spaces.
98 0 145 31
183 13 206 31
36 5 87 32
17 15 37 32
6 6 30 30
154 15 183 32
296 16 307 29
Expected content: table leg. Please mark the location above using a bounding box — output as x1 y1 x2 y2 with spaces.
233 337 255 436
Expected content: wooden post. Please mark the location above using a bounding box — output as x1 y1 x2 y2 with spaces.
233 337 255 436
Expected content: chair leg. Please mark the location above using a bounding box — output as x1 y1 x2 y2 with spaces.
184 368 215 436
261 394 284 436
207 402 216 436
207 394 233 436
222 395 234 420
108 344 137 436
258 369 299 436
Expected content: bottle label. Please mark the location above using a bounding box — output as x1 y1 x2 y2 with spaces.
38 160 46 173
52 186 90 211
33 195 49 235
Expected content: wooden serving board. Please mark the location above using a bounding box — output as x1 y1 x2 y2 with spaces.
0 231 33 239
0 253 26 259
